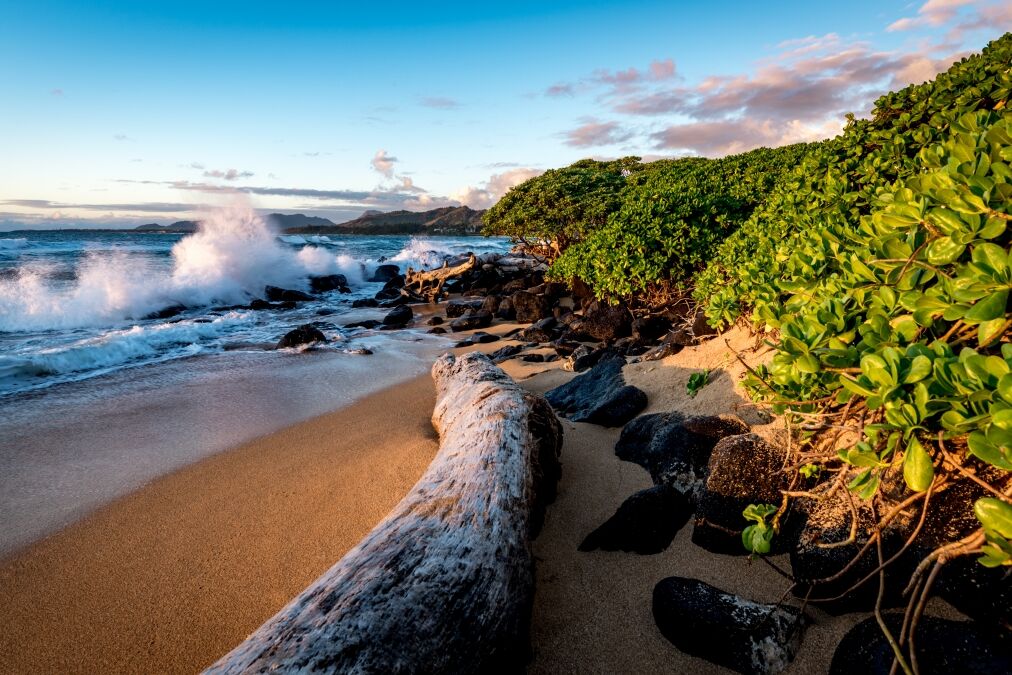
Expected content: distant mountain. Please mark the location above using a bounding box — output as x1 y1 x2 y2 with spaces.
131 207 485 236
288 206 485 235
265 213 337 229
133 221 199 233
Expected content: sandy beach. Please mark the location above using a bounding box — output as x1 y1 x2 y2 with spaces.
0 373 439 674
1 324 957 674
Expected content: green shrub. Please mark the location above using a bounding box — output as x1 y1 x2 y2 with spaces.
697 33 1012 329
481 157 642 257
549 144 811 298
737 44 1012 566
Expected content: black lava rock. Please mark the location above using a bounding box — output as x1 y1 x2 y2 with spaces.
518 317 557 343
351 298 379 308
544 352 647 427
632 314 672 342
265 285 314 302
496 297 516 320
572 345 624 373
692 433 791 555
580 300 632 342
489 344 524 362
343 319 381 330
308 274 348 293
830 614 1012 675
276 324 327 349
382 305 413 327
511 290 552 323
615 412 749 495
579 485 691 554
640 337 684 362
653 577 805 675
374 288 401 301
143 304 187 320
445 298 484 318
449 309 493 332
370 264 401 283
454 332 500 347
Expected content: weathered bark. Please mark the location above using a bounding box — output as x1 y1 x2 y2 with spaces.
477 253 548 274
205 352 562 675
404 254 477 302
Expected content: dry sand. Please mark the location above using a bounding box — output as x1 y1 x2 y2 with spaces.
0 374 438 675
502 327 956 674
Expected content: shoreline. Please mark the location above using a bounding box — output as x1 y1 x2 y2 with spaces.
0 372 440 674
1 316 965 674
0 326 446 558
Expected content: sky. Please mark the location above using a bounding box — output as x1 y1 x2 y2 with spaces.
1 0 1010 229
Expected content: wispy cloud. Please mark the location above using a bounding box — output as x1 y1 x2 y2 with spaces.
1 198 198 214
113 134 132 142
545 2 1010 156
419 96 461 109
544 58 678 98
202 168 254 181
50 88 63 96
563 119 633 148
887 0 976 32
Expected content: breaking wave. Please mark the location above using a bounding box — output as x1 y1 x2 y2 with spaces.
0 204 367 331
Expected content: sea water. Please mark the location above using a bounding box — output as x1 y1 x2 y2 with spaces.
0 206 509 555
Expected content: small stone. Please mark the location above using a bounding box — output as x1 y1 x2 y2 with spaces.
653 577 804 675
579 485 690 554
382 305 412 326
276 324 327 349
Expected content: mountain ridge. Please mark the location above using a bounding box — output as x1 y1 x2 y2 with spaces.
131 206 485 235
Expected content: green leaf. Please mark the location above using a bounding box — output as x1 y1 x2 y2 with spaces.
796 353 821 373
999 373 1012 404
903 437 934 492
862 353 895 386
978 317 1008 346
742 524 773 555
968 432 1012 470
891 315 920 342
974 498 1012 538
840 375 877 397
965 290 1008 323
926 236 965 265
973 242 1010 274
904 355 933 383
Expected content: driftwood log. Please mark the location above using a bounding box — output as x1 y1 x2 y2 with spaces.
404 254 477 302
205 352 562 674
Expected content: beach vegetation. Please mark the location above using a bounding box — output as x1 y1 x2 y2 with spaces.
481 157 643 259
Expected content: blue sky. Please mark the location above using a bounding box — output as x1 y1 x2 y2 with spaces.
1 0 1009 229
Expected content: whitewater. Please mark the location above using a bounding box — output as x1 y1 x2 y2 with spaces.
0 205 508 397
0 207 508 555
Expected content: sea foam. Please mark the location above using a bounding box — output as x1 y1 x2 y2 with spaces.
0 204 365 331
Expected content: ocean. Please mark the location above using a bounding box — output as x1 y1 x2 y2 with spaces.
0 206 509 555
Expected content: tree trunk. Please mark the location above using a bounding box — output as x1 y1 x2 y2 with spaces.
205 352 562 674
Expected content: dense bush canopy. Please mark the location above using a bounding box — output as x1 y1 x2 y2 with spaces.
481 157 642 257
549 145 812 298
731 35 1012 566
696 33 1012 330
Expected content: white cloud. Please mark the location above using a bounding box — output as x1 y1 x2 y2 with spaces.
370 149 398 178
452 168 543 209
